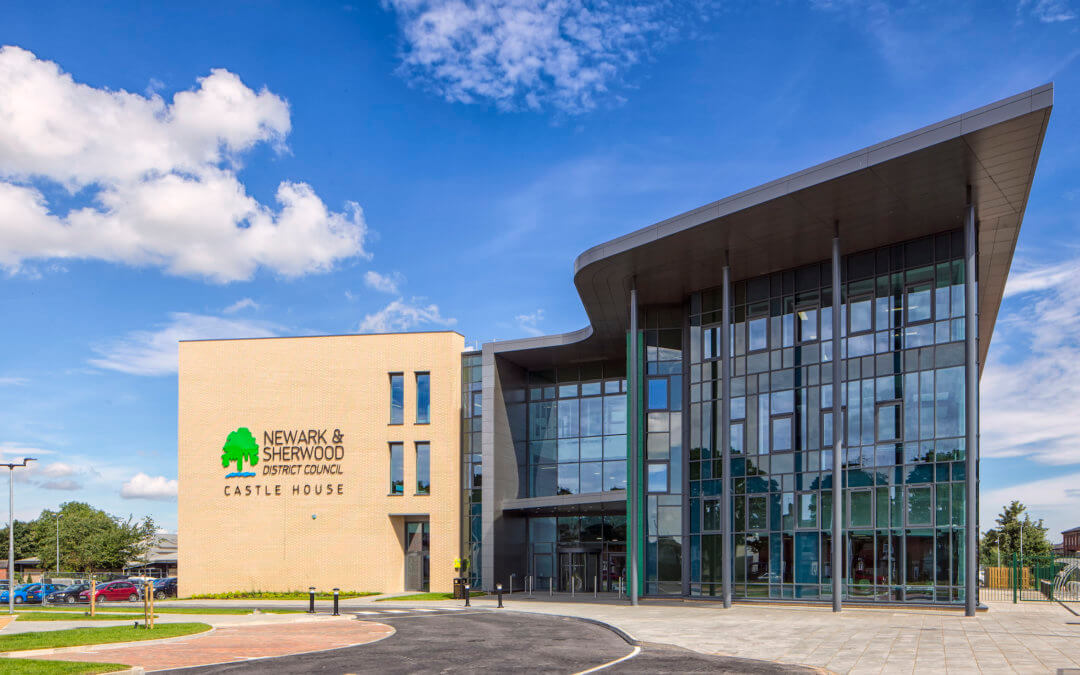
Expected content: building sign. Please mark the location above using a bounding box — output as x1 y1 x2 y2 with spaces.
222 427 346 497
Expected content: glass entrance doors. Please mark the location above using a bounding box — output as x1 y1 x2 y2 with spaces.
601 552 626 592
405 521 430 592
559 551 599 592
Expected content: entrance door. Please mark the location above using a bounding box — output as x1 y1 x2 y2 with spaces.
405 521 430 591
559 551 599 592
602 552 626 592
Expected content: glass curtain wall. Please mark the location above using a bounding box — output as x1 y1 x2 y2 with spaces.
461 352 483 586
688 231 968 604
511 362 627 498
639 308 684 595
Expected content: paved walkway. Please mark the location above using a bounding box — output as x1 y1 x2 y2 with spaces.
0 609 325 634
366 597 1080 674
9 616 393 671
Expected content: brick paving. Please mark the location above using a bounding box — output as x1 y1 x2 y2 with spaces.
16 617 394 671
380 596 1080 674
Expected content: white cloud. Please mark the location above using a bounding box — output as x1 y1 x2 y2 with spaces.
1018 0 1076 22
981 256 1080 465
364 270 404 294
0 442 55 458
384 0 676 113
358 297 457 333
121 472 178 500
0 46 368 282
90 312 277 376
41 479 81 491
223 298 259 314
0 376 26 386
40 461 76 478
515 308 545 336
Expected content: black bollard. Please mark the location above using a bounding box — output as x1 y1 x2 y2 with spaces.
332 587 340 616
308 586 315 614
464 584 471 607
496 583 503 609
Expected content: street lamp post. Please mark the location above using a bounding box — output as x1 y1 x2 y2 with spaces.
3 458 36 615
55 513 61 575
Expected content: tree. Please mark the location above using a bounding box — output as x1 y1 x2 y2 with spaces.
28 502 156 574
0 520 36 561
979 500 1053 566
222 427 259 473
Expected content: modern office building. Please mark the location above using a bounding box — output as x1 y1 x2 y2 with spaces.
177 331 464 597
177 85 1051 611
466 84 1052 613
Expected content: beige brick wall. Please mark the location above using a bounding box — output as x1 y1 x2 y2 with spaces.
178 331 463 597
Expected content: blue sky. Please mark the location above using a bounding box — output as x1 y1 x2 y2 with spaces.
0 0 1078 537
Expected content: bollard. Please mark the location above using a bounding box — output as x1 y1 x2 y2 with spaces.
332 588 340 616
549 577 553 597
308 586 316 614
618 576 624 600
509 574 514 596
496 583 504 608
571 577 575 599
464 584 471 607
594 576 598 599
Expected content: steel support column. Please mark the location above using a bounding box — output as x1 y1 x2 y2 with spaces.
831 227 843 613
964 201 979 617
721 259 732 609
629 287 639 606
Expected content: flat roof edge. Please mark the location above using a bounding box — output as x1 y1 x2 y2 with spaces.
179 330 465 344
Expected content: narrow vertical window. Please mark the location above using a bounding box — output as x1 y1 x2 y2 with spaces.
416 442 430 494
416 372 430 424
390 442 404 495
390 373 404 424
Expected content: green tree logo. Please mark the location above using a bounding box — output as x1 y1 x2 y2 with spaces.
222 427 259 473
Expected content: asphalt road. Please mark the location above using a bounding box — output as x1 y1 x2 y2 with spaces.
165 607 814 674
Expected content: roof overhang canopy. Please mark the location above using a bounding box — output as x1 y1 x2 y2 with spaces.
496 85 1053 371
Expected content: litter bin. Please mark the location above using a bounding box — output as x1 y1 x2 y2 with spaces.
452 577 468 599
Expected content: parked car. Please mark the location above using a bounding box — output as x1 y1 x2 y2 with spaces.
25 583 62 604
0 583 39 604
152 577 177 599
46 583 89 605
78 580 141 603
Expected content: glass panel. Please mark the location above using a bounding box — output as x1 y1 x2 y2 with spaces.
647 464 668 492
415 442 430 494
603 461 627 491
850 298 872 333
557 464 578 495
907 487 932 525
416 372 430 424
772 418 792 451
604 395 627 434
390 373 404 424
877 403 901 442
648 378 668 410
850 490 872 528
581 397 604 437
580 462 603 493
390 442 403 494
907 284 932 323
749 318 767 351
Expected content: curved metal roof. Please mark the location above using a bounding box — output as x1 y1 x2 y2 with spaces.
495 85 1053 370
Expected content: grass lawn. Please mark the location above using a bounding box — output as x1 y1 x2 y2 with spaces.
189 591 378 601
375 592 484 601
16 613 151 622
17 606 303 616
0 623 210 652
0 658 129 674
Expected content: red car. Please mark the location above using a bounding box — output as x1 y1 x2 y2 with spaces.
78 581 141 603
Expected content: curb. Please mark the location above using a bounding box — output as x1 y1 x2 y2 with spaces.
0 625 216 659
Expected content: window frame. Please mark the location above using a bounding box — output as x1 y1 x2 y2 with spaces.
847 295 874 335
875 400 903 442
904 282 935 326
389 441 404 495
415 441 431 495
415 372 431 424
389 372 404 425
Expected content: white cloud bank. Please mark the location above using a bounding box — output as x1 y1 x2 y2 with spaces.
981 256 1080 465
0 45 368 282
121 473 178 500
385 0 675 113
359 298 457 333
90 312 277 376
1018 0 1077 23
364 270 404 294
